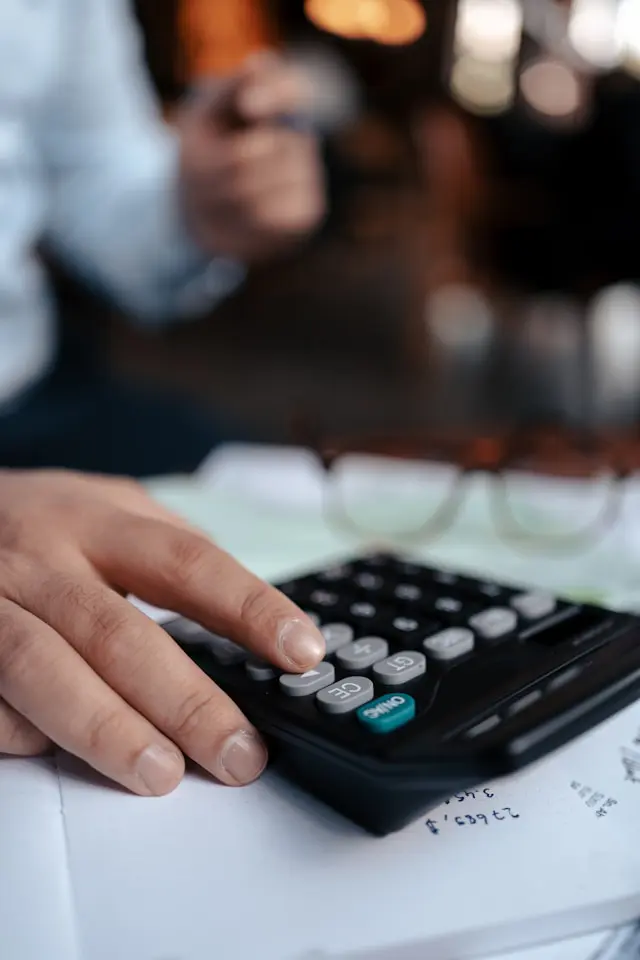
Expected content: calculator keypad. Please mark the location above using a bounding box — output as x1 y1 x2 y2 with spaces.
166 551 618 752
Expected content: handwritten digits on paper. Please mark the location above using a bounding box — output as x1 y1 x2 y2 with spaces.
570 781 618 817
425 787 519 834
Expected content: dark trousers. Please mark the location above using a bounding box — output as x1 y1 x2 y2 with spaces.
0 321 247 478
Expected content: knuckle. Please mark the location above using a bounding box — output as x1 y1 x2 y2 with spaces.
0 605 34 687
171 688 222 742
1 711 50 757
86 705 126 754
41 576 143 670
0 509 28 553
239 582 277 628
164 533 214 591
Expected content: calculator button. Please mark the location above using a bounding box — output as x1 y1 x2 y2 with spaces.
373 651 427 686
477 583 504 599
357 693 416 734
279 662 335 697
393 583 424 602
166 620 247 665
317 565 351 582
393 616 421 634
433 571 458 586
321 623 354 654
165 618 209 646
335 637 389 671
465 714 501 738
434 596 463 615
423 628 475 662
546 664 582 691
354 572 384 592
310 590 341 609
469 607 517 640
349 601 378 619
245 658 277 681
316 677 374 714
511 591 557 620
206 636 247 666
506 689 542 716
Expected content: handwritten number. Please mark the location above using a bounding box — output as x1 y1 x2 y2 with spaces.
425 818 439 835
455 816 466 826
477 813 488 825
483 787 494 799
466 815 476 824
503 807 520 819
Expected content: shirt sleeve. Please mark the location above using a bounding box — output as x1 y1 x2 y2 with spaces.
38 0 244 323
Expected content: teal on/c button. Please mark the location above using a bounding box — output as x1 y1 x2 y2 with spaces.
357 693 416 734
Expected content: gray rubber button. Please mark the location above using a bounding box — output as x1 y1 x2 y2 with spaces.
465 714 500 738
394 583 423 601
165 618 208 645
166 620 246 665
350 602 377 619
435 597 463 614
511 591 557 620
506 689 542 716
373 651 427 686
469 607 517 640
424 628 475 661
279 661 335 697
206 635 247 665
336 637 389 671
318 566 351 582
321 623 354 654
354 572 384 591
245 658 277 681
310 589 339 608
316 676 374 714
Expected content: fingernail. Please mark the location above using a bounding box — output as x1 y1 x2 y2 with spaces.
278 618 326 670
136 744 184 796
220 729 268 785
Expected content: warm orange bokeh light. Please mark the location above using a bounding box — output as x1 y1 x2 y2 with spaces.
305 0 427 46
180 0 278 78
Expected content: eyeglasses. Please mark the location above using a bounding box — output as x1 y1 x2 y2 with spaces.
295 422 640 553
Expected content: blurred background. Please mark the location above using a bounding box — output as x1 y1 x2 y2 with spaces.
93 0 640 444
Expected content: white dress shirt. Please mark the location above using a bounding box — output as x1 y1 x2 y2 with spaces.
0 0 243 408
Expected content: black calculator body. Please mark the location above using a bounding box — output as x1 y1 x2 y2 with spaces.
163 552 640 836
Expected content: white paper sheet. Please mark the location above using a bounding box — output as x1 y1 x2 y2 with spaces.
53 695 640 960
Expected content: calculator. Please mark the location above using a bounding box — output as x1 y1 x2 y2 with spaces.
163 552 640 836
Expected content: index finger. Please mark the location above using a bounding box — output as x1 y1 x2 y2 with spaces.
88 514 326 673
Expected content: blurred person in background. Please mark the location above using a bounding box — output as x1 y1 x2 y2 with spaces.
0 0 329 795
0 0 326 478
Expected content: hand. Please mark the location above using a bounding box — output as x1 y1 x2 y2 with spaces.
0 470 325 794
178 51 327 263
